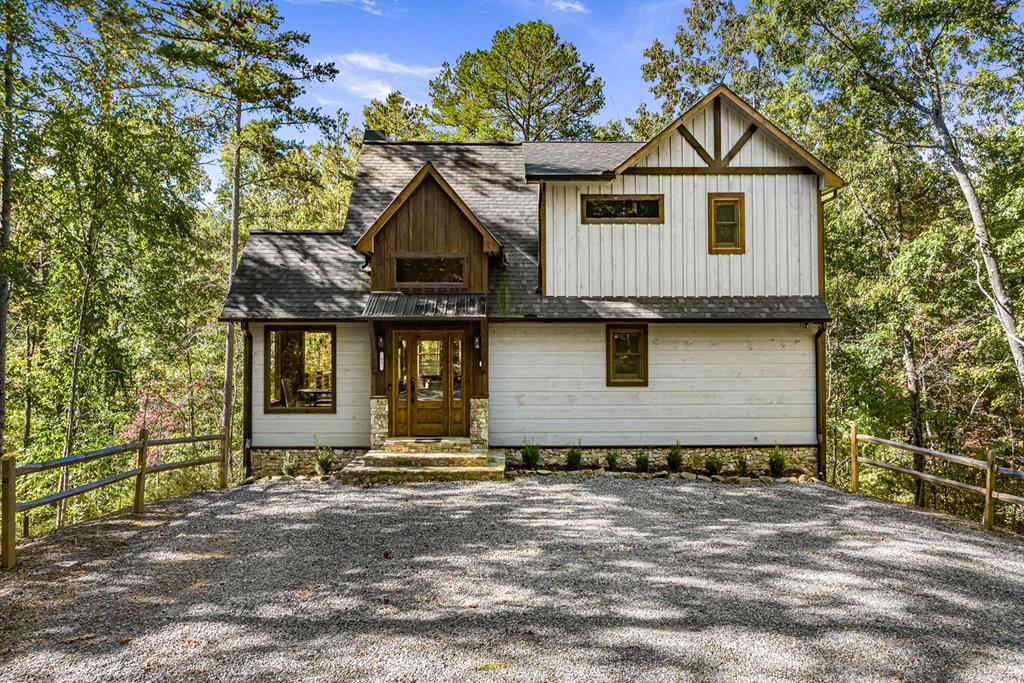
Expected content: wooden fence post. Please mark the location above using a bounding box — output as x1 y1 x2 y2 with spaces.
984 450 995 531
133 428 149 515
218 433 228 490
2 456 16 569
850 424 859 493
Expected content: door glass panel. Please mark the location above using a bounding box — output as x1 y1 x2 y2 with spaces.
417 339 444 402
397 339 408 401
452 337 462 401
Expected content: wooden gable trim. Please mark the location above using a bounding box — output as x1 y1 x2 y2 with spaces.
354 161 501 255
677 126 713 167
723 123 758 166
613 84 844 189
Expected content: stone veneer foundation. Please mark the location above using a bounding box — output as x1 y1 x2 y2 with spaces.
470 398 488 447
250 448 366 478
494 445 818 476
370 396 389 448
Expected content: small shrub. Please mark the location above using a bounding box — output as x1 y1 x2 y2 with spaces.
313 435 333 475
566 443 582 471
704 453 722 476
605 450 619 470
282 452 299 477
667 442 683 472
768 446 786 477
736 453 749 476
635 450 650 473
521 439 541 469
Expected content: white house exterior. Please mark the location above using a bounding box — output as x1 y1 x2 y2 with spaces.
220 85 840 480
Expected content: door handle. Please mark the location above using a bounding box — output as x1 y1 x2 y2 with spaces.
410 378 416 402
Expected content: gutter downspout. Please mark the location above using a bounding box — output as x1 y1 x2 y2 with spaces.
813 322 827 481
243 322 253 478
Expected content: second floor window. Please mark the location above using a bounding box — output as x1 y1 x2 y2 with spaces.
582 194 664 224
395 255 466 288
708 192 746 254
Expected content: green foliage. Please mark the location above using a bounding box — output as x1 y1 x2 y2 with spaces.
565 443 582 471
429 20 604 140
704 454 722 476
635 450 650 473
363 91 436 141
281 452 299 477
605 450 619 470
667 442 683 472
736 453 749 477
768 447 786 478
520 439 541 469
313 436 332 476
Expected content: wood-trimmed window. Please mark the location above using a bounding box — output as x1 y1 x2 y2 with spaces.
606 324 648 387
708 192 745 254
582 194 664 224
264 326 336 413
394 254 467 289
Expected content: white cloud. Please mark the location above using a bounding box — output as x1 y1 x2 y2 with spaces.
339 51 439 77
344 77 394 99
547 0 588 12
283 0 384 15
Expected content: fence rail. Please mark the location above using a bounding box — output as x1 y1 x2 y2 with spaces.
850 424 1024 530
1 429 227 569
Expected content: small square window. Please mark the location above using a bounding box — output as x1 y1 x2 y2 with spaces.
708 193 745 254
606 324 648 387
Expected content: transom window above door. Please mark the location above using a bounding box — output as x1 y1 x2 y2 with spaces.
581 194 664 224
394 255 466 289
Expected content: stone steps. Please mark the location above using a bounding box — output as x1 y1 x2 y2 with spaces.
359 451 488 468
382 437 476 453
339 450 505 486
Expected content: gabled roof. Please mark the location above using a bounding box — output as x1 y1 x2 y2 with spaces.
613 84 844 190
523 141 642 179
352 161 501 255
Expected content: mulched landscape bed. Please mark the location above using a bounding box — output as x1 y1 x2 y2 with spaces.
1 478 1022 682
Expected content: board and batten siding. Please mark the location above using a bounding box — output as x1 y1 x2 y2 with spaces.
250 322 371 448
545 100 820 298
488 322 817 447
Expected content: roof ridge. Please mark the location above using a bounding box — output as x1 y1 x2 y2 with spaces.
249 230 347 236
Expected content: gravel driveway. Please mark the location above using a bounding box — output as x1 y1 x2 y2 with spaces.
1 478 1023 683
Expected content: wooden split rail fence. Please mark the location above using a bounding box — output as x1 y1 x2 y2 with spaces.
1 429 228 569
850 425 1024 530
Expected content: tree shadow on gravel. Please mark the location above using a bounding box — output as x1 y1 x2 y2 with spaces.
2 480 1023 682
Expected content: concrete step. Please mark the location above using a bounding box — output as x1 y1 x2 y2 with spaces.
360 450 488 468
382 437 476 454
339 451 505 486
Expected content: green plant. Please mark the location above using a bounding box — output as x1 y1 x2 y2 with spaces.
635 450 650 473
704 453 722 476
769 445 786 477
736 453 749 476
605 450 619 470
521 439 541 469
282 451 299 477
313 435 333 475
566 443 582 470
667 442 683 472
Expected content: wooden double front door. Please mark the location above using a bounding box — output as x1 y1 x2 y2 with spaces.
391 330 467 437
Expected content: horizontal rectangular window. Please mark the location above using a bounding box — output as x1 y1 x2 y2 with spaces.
265 326 335 413
395 256 465 287
582 194 664 224
708 192 745 254
606 324 648 387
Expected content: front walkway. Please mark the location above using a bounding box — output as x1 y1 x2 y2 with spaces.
2 479 1022 682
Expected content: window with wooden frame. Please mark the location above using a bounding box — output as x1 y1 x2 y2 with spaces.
394 254 467 289
264 326 336 413
582 194 664 224
606 324 648 387
708 192 745 254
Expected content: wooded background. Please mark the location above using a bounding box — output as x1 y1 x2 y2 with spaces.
2 0 1022 533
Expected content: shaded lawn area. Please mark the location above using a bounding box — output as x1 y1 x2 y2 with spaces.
1 478 1023 682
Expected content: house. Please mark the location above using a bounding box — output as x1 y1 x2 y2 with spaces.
219 84 841 482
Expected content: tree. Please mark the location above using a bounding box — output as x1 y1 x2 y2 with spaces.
429 20 604 141
592 104 672 141
362 91 434 141
156 0 336 469
753 0 1024 391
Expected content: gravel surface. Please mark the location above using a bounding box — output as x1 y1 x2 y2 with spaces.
1 477 1023 683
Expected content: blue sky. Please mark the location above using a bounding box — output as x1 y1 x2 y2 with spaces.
281 0 687 129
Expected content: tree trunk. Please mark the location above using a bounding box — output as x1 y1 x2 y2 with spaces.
22 322 31 450
0 8 14 469
900 328 926 506
220 99 242 476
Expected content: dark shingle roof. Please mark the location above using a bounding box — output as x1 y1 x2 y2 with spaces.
522 141 643 178
361 292 486 319
220 141 831 323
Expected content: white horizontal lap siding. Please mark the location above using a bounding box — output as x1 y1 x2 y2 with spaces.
250 322 371 448
489 323 817 448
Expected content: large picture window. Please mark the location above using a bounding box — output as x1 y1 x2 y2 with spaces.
265 326 336 413
708 192 746 254
582 194 664 224
395 255 466 288
606 324 648 387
